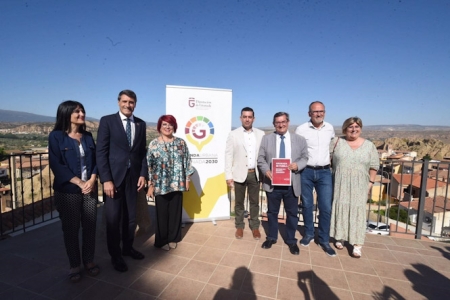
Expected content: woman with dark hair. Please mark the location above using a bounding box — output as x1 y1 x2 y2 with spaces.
146 115 195 251
48 101 99 282
329 117 379 258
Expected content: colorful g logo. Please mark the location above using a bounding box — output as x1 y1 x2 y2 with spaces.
185 116 214 151
188 98 195 108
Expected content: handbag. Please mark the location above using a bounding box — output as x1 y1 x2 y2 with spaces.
330 137 339 168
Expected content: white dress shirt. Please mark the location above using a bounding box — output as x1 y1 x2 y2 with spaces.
243 128 257 169
276 131 292 159
295 121 335 166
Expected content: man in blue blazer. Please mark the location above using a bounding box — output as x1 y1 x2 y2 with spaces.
96 90 148 272
257 112 308 255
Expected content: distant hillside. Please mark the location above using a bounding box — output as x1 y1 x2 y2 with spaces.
1 117 450 159
0 109 159 126
373 137 450 160
256 124 450 159
0 109 56 123
259 124 450 132
361 124 450 131
0 109 98 123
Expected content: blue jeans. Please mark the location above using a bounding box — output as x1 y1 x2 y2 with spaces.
300 167 333 244
266 186 299 244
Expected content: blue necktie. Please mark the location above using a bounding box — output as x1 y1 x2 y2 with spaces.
126 118 132 147
280 135 285 158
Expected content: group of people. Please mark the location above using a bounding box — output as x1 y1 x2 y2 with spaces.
225 102 378 258
49 90 193 282
49 92 378 283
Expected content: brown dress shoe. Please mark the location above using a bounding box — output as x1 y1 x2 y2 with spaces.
252 229 261 240
235 228 243 239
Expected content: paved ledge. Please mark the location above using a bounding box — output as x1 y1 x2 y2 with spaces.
0 206 449 299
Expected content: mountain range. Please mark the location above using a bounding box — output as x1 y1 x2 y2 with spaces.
1 109 449 131
1 109 450 159
0 109 157 126
0 109 97 123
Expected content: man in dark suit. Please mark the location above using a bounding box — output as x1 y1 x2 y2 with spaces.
257 112 308 255
96 89 147 272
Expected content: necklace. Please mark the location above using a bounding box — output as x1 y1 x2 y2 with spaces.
161 135 174 151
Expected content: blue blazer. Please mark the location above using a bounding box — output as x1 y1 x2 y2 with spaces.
48 130 98 193
96 112 148 186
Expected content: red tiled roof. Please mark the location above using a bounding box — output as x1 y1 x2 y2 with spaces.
392 174 447 189
392 174 420 184
399 196 450 213
411 177 447 189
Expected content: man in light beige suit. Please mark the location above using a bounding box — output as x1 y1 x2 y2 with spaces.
225 107 265 240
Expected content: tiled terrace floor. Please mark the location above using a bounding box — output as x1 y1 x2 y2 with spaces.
1 206 450 300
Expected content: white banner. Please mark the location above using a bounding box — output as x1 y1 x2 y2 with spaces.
166 85 232 222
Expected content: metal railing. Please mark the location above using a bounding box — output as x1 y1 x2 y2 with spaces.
368 159 450 239
1 153 57 238
0 152 155 239
2 153 449 240
234 159 450 239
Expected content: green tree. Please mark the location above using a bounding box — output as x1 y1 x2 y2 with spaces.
422 153 432 160
0 147 6 161
377 206 411 225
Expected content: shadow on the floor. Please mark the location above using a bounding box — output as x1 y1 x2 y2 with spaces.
404 263 450 299
296 223 309 238
298 269 339 299
260 219 270 239
133 204 156 248
133 203 196 245
373 286 406 300
430 245 450 260
260 219 291 243
213 267 256 300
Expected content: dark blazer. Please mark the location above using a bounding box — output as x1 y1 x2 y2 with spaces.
48 130 98 193
96 112 148 186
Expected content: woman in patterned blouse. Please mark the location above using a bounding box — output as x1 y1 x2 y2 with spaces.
146 115 195 251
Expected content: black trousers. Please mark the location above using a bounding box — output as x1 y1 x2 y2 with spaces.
104 172 138 258
55 191 97 268
155 191 183 248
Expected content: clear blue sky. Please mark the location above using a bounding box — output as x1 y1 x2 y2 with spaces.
1 0 449 127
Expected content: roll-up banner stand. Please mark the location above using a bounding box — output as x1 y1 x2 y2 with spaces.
166 85 232 223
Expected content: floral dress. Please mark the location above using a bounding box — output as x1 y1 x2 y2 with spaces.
330 137 379 245
147 137 195 196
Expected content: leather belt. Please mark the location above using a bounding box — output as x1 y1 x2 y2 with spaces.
306 164 330 170
248 169 256 173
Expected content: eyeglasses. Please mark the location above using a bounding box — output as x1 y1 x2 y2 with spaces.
310 110 325 114
161 123 174 128
274 121 288 125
